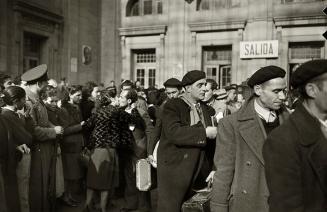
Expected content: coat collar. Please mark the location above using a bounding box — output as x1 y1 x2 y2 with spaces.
290 104 322 147
237 97 289 165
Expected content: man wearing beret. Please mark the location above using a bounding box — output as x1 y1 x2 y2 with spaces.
157 70 217 212
22 64 64 212
263 59 327 212
210 65 289 212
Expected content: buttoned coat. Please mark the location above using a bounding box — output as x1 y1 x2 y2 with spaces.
210 97 289 212
25 88 57 212
157 98 215 212
263 104 327 212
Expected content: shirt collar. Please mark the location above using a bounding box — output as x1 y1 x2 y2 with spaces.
2 106 16 112
254 99 276 123
318 119 327 130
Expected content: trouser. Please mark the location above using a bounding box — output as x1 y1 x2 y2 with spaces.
122 156 151 211
16 154 31 212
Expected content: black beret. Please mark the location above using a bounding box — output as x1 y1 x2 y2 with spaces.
291 59 327 88
21 64 48 83
163 78 182 88
182 70 206 86
247 66 286 88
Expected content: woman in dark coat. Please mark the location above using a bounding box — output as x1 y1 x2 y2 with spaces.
83 89 129 212
59 86 85 205
1 86 34 212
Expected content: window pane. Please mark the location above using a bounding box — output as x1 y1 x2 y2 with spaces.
289 42 323 59
144 0 152 15
131 1 140 16
157 1 162 14
136 52 156 63
200 0 210 10
137 69 145 86
221 66 231 87
148 69 156 87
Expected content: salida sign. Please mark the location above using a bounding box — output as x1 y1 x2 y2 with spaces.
240 40 278 59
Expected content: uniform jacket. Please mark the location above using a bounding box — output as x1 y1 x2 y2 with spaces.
25 88 57 212
157 98 215 212
210 97 289 212
263 104 327 212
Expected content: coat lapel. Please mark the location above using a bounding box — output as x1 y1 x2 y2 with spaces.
238 98 266 165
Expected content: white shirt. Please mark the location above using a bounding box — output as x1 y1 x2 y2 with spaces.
254 99 277 123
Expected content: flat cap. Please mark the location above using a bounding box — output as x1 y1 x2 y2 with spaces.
247 66 286 88
21 64 48 83
182 70 206 86
163 78 182 88
291 59 327 88
215 89 227 100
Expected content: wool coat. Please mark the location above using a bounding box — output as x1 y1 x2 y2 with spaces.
25 88 57 212
210 97 289 212
263 104 327 212
157 98 215 212
60 103 84 180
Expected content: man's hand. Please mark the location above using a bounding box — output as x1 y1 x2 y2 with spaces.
16 144 30 154
54 126 64 135
206 126 217 139
206 170 216 186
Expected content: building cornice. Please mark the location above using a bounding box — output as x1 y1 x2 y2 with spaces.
273 15 327 27
119 25 167 37
189 20 246 32
13 0 63 24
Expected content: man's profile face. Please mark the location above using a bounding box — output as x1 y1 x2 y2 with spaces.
204 83 213 102
188 79 206 101
313 73 327 113
255 77 287 110
71 91 82 104
119 90 129 108
227 89 236 102
91 87 101 99
165 87 180 99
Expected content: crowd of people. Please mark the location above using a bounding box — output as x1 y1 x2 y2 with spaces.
0 59 326 212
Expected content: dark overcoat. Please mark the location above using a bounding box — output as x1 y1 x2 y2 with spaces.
25 88 57 212
60 103 84 180
210 97 289 212
263 104 327 212
157 98 215 212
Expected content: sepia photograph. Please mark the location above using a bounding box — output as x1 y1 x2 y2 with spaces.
0 0 327 211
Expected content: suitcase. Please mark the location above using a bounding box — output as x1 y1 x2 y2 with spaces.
182 190 211 212
136 159 152 191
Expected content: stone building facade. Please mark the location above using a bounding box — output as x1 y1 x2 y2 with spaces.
119 0 327 88
0 0 121 85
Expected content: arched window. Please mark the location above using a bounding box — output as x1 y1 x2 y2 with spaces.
126 0 140 16
126 0 162 16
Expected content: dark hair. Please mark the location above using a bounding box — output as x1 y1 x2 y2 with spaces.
121 80 134 89
68 85 82 95
3 86 26 105
125 89 138 104
206 79 218 90
0 73 11 89
39 85 56 101
147 89 160 105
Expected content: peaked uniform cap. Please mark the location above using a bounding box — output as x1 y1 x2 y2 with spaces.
21 64 48 83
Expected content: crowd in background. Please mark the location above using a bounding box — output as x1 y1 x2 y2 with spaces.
0 60 321 212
